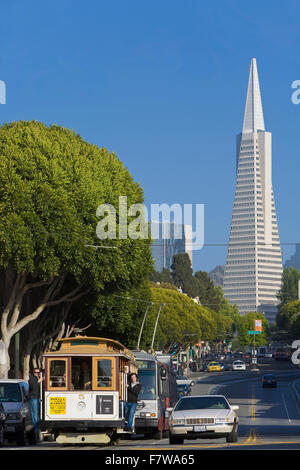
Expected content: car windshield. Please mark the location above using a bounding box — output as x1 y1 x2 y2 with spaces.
0 383 22 402
174 396 230 411
177 385 189 390
264 375 274 379
138 369 156 400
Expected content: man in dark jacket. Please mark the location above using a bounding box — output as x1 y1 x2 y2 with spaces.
124 373 141 432
28 368 43 433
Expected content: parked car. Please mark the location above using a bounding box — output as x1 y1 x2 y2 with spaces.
232 360 246 371
219 363 231 371
0 379 37 446
168 395 239 444
0 403 6 446
262 374 277 388
176 377 195 386
273 349 290 361
207 362 221 372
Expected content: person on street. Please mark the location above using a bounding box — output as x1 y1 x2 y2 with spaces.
28 368 43 437
124 373 141 433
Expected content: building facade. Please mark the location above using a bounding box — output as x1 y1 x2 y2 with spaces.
284 244 300 271
223 58 283 324
151 222 193 272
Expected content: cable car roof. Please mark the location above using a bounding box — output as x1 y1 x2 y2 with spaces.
43 336 136 360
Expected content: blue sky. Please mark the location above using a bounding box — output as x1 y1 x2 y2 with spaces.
0 1 299 272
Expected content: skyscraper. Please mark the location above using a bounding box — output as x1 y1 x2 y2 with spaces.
223 58 283 324
151 222 193 272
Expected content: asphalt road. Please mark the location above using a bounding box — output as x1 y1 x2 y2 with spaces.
3 358 300 451
105 359 300 451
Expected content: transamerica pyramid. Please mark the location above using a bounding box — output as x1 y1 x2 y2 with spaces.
223 58 283 324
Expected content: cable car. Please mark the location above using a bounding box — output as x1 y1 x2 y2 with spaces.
41 336 137 445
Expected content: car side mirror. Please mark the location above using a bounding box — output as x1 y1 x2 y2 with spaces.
166 407 173 413
231 405 239 411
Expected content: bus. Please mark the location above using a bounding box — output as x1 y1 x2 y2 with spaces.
41 336 137 445
133 350 177 439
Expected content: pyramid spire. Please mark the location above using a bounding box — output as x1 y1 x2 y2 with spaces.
242 58 265 133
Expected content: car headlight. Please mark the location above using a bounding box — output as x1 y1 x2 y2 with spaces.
20 405 29 418
215 418 231 423
171 418 185 425
140 412 156 418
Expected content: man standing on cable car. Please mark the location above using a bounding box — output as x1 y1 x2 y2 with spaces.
124 373 141 433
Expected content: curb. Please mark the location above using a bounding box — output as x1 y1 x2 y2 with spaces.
290 379 300 417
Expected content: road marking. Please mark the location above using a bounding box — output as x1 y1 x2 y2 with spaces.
251 385 256 422
282 392 291 423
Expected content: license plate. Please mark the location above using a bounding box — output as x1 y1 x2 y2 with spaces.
194 425 206 432
6 426 15 432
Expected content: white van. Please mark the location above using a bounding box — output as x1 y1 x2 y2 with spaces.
0 379 37 445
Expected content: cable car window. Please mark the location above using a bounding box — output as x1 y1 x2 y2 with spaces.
48 359 67 390
93 358 115 390
71 358 92 390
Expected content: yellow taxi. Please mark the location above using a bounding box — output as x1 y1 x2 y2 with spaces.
207 362 221 372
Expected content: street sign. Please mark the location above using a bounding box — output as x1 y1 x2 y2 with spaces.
248 330 261 335
255 319 262 332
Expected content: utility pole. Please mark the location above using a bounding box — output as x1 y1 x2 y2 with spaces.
136 303 152 350
151 304 165 352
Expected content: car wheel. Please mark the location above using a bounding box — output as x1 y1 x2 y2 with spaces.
169 434 184 445
226 424 238 443
27 427 37 445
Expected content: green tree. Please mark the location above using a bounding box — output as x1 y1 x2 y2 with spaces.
150 268 173 284
148 286 202 350
90 281 154 350
276 300 300 336
171 253 199 297
237 312 269 348
277 267 300 306
0 120 153 377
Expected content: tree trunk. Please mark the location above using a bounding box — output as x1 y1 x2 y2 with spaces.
0 339 11 379
23 353 31 381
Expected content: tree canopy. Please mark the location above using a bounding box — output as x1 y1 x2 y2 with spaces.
277 267 300 306
0 120 153 376
237 312 269 348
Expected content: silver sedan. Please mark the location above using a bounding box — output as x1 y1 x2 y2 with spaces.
168 395 239 444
